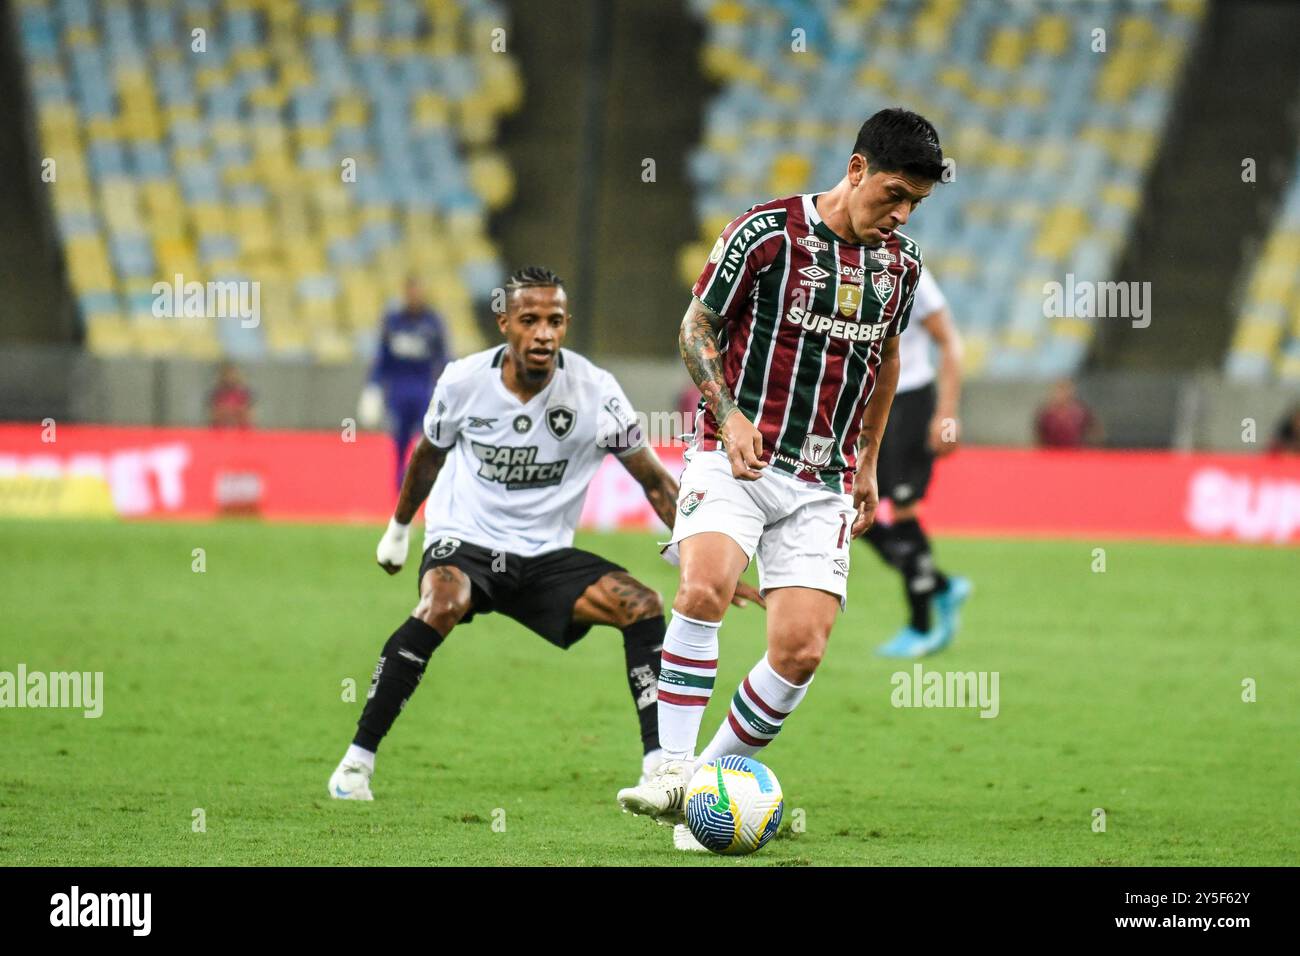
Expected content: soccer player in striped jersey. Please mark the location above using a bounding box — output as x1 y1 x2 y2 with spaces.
617 109 945 849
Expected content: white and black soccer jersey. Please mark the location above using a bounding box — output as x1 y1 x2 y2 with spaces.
421 346 644 557
895 268 946 394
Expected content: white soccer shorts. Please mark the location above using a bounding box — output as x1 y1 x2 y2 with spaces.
662 449 857 606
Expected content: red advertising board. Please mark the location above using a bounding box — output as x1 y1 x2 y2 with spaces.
2 423 1298 544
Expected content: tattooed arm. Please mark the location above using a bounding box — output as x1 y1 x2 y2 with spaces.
377 436 448 574
394 436 447 525
617 446 679 531
679 296 765 481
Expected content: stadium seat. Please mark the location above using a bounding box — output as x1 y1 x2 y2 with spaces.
21 0 519 359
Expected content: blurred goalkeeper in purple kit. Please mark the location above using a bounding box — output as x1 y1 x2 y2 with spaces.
359 276 452 488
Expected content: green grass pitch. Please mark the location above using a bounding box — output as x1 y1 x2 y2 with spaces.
2 518 1296 866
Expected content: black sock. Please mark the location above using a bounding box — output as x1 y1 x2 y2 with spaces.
620 616 664 754
892 518 942 632
862 521 899 566
354 617 445 752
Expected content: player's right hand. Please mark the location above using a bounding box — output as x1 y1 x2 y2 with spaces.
720 409 765 481
376 518 410 574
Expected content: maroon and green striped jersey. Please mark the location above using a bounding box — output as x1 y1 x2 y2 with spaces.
691 193 923 493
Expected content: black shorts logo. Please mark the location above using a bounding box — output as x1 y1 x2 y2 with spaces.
431 537 462 559
546 406 576 440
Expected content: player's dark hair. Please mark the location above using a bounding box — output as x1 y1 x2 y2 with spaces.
852 108 945 182
506 265 564 294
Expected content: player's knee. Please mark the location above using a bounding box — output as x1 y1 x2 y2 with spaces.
672 578 729 622
413 598 466 635
414 571 472 634
769 632 827 684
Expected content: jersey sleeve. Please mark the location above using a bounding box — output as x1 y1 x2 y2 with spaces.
422 371 461 448
595 373 645 458
691 207 786 319
887 248 925 338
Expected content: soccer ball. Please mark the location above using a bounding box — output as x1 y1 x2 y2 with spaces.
684 755 784 855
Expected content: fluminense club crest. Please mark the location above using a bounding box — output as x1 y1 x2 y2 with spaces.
680 489 707 516
871 269 895 303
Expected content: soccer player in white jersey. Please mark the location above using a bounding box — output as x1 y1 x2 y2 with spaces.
616 109 945 849
328 267 760 800
863 267 971 658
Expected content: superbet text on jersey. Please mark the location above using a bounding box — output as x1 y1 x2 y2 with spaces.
692 193 923 492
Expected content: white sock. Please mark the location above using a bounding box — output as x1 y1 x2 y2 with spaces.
697 654 811 765
656 612 720 761
343 743 375 771
641 747 664 777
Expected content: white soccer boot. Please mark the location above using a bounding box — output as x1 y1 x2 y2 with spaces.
617 758 691 824
673 823 709 852
328 759 375 801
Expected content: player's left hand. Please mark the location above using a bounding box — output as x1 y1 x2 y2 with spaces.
928 414 959 456
376 518 411 574
731 580 766 609
851 467 879 537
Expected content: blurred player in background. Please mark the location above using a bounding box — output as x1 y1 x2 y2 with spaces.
617 109 943 849
329 267 761 801
863 268 972 658
1268 404 1300 454
359 276 451 488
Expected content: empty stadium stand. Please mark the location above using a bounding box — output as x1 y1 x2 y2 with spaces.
17 0 521 362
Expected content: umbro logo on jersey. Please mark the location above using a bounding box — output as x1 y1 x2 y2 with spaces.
466 417 497 429
798 265 831 281
797 235 829 252
546 406 576 440
513 415 532 434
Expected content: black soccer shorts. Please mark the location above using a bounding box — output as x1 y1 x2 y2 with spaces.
416 537 625 648
875 382 937 507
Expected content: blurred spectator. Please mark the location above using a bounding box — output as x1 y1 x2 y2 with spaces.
358 276 451 488
1035 380 1102 448
1269 405 1300 454
209 362 254 429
